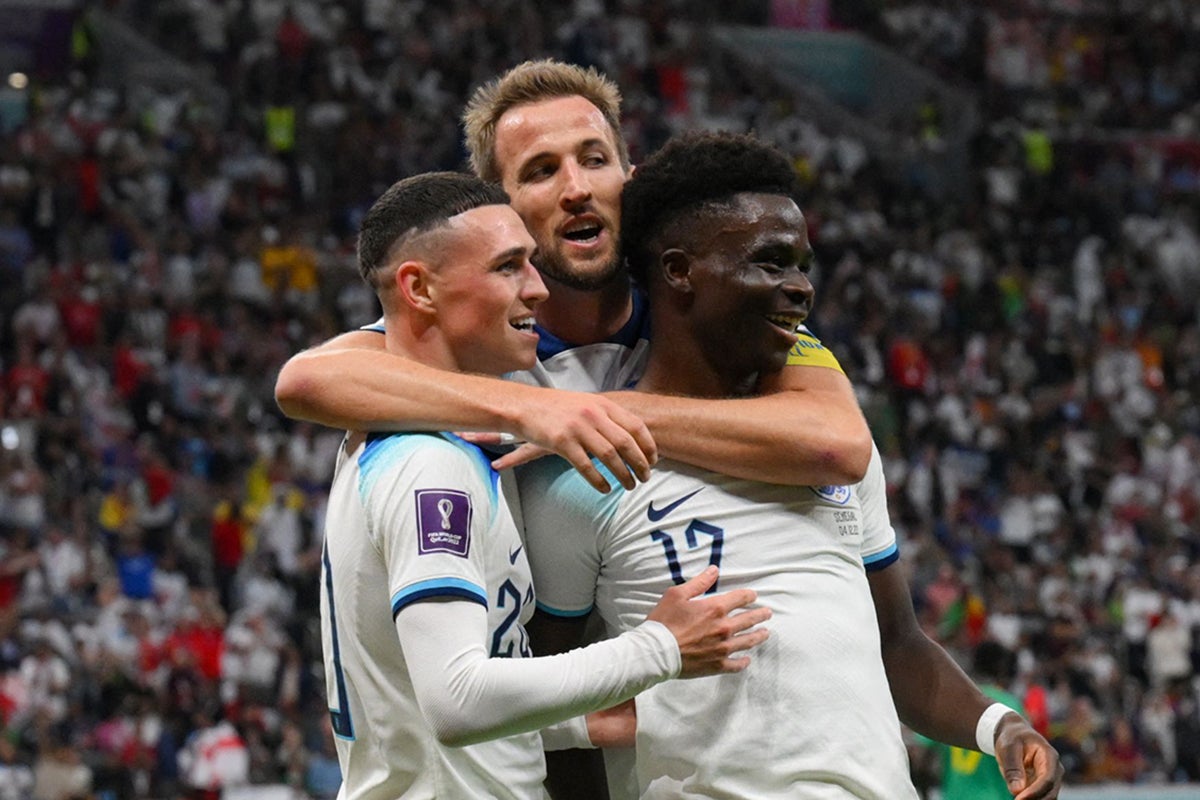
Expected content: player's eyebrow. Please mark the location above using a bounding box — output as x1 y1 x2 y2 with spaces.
576 137 612 152
490 245 534 266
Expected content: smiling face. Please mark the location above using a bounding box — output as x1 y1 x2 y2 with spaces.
680 193 815 379
492 95 628 291
425 204 548 375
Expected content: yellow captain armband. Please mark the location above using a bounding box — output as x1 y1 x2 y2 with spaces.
786 328 845 373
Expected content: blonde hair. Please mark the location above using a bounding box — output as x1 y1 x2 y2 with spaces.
462 59 629 182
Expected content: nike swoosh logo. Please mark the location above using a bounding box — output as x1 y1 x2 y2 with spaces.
647 489 703 522
509 545 523 564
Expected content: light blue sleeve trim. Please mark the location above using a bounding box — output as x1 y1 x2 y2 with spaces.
863 542 900 572
358 432 498 511
534 600 593 618
442 432 500 509
391 578 487 618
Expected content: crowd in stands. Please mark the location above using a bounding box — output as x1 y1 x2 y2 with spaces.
0 0 1196 796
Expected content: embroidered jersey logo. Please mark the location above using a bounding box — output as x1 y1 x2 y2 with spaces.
647 488 703 522
811 485 852 505
415 489 472 557
508 544 523 565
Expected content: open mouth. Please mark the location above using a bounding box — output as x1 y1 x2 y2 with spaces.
510 316 536 332
766 314 804 333
562 219 603 244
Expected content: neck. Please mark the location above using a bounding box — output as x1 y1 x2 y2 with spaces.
385 312 459 373
635 320 757 398
535 277 632 345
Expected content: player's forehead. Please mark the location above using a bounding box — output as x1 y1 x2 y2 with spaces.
693 193 808 251
493 96 619 172
439 204 534 261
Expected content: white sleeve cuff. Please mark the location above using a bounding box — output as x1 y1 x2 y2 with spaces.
540 715 594 751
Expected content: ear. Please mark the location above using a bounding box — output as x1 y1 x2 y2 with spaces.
659 248 693 293
397 260 436 314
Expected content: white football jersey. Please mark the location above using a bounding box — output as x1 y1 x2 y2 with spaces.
518 445 919 799
320 431 545 800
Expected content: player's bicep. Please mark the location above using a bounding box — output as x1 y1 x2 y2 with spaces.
517 462 607 616
867 564 922 653
366 441 490 607
274 329 388 419
396 598 492 732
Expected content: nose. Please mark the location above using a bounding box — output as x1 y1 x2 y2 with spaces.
522 260 550 306
782 269 814 304
558 159 591 208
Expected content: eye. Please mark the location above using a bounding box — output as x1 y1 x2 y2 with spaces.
581 152 609 168
753 256 789 273
522 162 555 182
497 258 522 274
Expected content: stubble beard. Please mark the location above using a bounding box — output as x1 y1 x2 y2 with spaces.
533 247 625 292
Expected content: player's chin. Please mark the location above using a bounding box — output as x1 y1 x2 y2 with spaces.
504 338 540 372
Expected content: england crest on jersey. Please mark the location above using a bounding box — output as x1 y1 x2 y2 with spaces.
812 485 852 505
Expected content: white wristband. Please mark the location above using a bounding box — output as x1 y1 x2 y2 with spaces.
975 702 1014 756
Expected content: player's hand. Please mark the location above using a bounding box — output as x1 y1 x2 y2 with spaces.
585 699 636 748
465 390 657 492
645 566 771 678
993 713 1064 799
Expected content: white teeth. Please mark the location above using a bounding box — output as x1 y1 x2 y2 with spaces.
510 318 535 331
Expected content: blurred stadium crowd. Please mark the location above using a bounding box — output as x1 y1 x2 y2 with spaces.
0 0 1197 797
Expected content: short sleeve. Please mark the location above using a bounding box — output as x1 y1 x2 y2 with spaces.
856 441 899 572
357 433 495 616
516 458 622 617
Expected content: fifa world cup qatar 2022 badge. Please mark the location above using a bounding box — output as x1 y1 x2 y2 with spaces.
416 489 473 557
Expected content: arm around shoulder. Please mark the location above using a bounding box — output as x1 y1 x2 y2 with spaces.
274 329 534 432
610 364 871 486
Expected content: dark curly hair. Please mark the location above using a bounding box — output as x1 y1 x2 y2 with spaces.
621 132 799 286
358 171 509 288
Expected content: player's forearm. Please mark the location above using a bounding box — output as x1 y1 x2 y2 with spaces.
401 603 680 748
881 629 992 749
609 388 871 486
869 567 994 750
275 345 531 432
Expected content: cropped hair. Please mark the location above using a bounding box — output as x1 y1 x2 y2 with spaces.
462 59 629 182
358 171 509 289
621 132 799 286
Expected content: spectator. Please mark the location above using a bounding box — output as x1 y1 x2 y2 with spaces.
30 736 91 800
0 0 1195 792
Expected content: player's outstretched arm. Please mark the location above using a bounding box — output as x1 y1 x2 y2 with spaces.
274 333 655 491
867 567 1063 798
606 364 872 487
397 567 769 747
